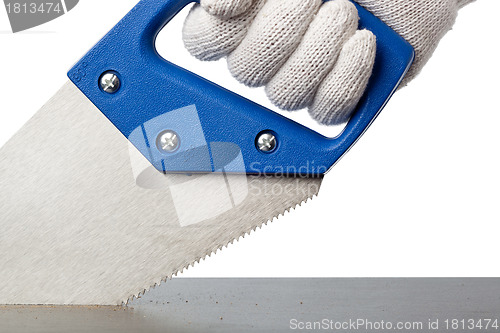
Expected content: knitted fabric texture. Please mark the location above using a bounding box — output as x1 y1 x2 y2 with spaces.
227 0 323 87
310 30 377 125
354 0 475 84
201 0 253 18
182 0 266 61
266 0 360 111
183 0 474 125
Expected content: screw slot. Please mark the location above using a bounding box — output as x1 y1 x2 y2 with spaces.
256 131 277 153
99 72 121 94
157 130 180 153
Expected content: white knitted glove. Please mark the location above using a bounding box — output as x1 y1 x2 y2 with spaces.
183 0 474 125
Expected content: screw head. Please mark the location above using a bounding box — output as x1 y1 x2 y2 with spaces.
256 132 277 153
157 130 180 153
100 72 120 94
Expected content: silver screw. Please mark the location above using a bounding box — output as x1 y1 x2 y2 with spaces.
100 72 120 94
256 132 277 153
157 130 180 153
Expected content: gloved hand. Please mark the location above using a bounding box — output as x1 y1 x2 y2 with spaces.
183 0 474 125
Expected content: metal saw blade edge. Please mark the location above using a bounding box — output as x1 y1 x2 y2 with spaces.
0 81 323 305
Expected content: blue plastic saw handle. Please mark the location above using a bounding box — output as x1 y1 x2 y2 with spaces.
68 0 414 176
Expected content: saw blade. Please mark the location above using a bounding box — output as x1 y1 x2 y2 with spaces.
0 81 322 305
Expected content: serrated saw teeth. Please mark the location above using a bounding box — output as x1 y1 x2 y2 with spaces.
0 0 413 305
124 192 319 305
0 84 321 305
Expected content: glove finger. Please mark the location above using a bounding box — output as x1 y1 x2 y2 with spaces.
309 30 376 125
227 0 322 87
183 1 264 61
201 0 254 18
355 0 462 85
266 0 358 111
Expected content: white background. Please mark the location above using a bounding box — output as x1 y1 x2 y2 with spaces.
1 1 499 278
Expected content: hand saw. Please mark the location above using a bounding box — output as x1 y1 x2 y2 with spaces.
0 0 414 305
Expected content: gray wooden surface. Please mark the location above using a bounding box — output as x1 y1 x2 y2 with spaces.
1 278 499 332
